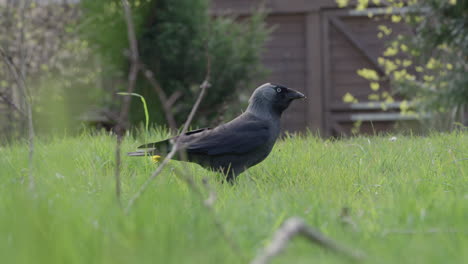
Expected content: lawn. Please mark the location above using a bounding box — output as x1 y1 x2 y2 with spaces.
0 130 467 264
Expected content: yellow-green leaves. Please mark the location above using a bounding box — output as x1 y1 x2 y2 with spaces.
336 0 350 8
383 47 398 57
356 0 369 10
343 92 358 103
426 58 437 69
357 68 379 81
378 25 392 36
391 15 402 23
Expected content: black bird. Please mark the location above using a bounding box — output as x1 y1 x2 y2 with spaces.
128 83 306 182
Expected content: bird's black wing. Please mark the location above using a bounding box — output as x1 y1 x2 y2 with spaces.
186 116 269 156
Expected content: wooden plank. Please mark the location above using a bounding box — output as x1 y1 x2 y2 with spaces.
347 7 428 16
322 12 332 136
330 102 404 111
305 10 323 133
333 112 424 122
329 16 386 75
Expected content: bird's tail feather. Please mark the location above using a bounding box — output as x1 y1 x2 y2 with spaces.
127 139 172 157
127 149 156 157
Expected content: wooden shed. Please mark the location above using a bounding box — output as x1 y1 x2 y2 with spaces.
212 0 411 136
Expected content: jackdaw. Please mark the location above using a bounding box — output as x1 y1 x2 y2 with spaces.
128 83 305 182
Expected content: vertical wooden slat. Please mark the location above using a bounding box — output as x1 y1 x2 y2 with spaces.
321 12 332 136
305 10 323 135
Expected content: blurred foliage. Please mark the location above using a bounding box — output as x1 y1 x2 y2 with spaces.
0 1 103 139
338 0 467 129
80 0 270 129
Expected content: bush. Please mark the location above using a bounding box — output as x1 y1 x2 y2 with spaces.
338 0 468 129
80 0 270 128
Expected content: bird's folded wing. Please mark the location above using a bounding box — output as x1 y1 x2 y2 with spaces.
186 120 269 155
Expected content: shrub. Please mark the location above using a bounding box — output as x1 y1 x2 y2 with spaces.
80 0 270 128
338 0 467 129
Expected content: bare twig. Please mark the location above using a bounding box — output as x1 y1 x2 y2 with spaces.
140 66 178 132
125 41 211 214
124 73 211 214
0 91 26 116
0 0 35 192
166 91 183 109
115 0 140 205
20 0 35 192
251 217 366 264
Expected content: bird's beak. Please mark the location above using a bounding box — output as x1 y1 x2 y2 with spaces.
288 89 306 100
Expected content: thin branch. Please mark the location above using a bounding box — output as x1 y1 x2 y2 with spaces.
124 73 211 214
115 0 140 205
125 45 212 214
19 0 35 192
140 65 178 132
166 91 182 109
0 1 35 192
251 217 366 264
0 91 26 116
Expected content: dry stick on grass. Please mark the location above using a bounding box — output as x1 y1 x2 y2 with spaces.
251 217 366 264
115 0 140 205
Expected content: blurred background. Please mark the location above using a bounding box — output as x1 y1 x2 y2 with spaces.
0 0 466 141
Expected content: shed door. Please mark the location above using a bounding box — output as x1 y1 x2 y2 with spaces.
322 9 407 136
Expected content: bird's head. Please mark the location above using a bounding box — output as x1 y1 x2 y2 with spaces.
248 83 306 117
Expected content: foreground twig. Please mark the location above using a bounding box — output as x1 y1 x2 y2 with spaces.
124 77 211 214
251 217 366 264
125 36 211 214
115 0 140 205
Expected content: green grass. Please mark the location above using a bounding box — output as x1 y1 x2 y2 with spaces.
0 130 467 264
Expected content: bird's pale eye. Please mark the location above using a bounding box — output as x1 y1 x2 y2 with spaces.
276 87 282 93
